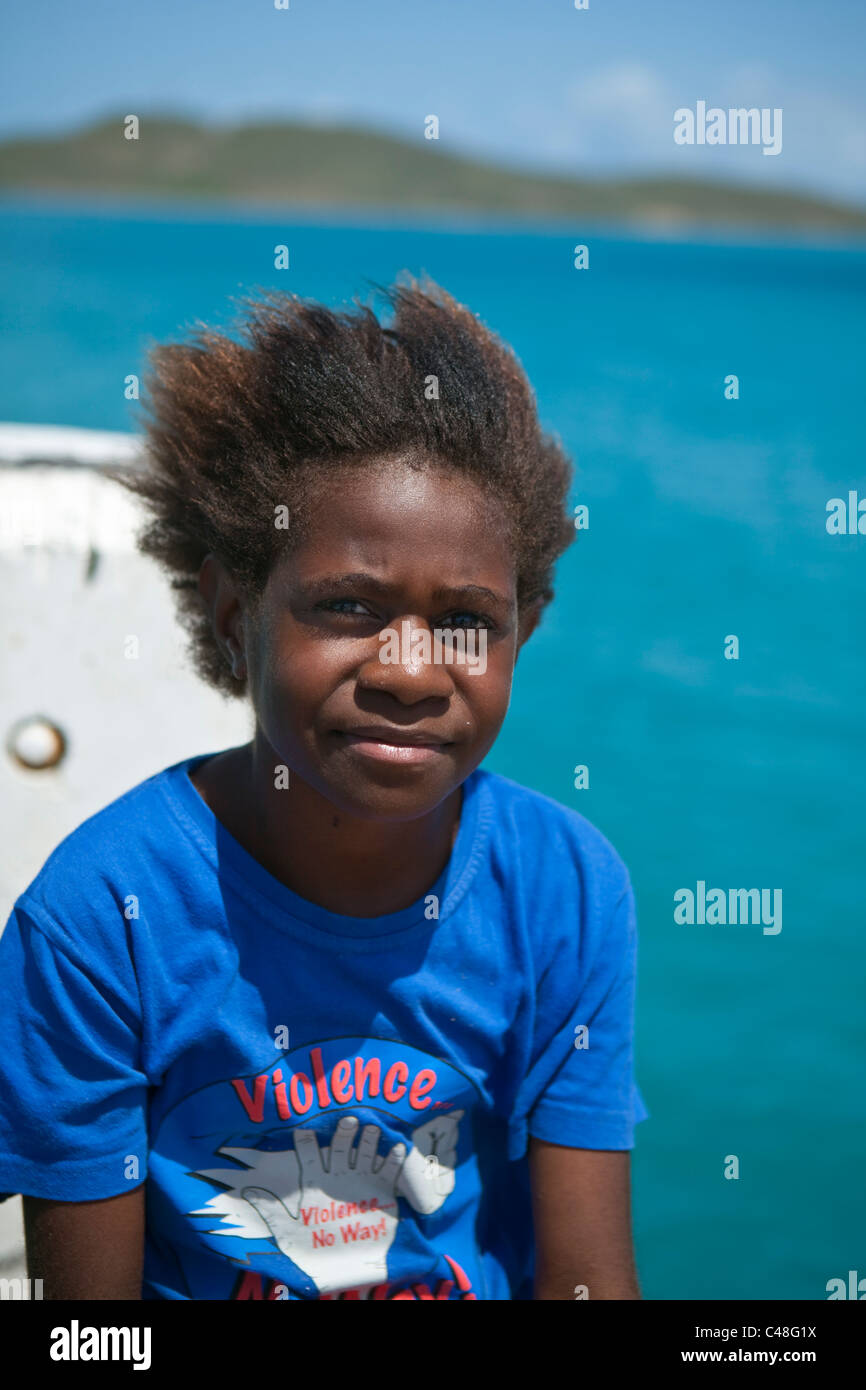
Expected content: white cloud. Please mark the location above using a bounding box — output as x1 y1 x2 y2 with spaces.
565 62 674 164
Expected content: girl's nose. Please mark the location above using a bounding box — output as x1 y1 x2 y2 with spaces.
356 618 456 703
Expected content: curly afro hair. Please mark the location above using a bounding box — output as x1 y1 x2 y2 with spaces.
109 273 575 700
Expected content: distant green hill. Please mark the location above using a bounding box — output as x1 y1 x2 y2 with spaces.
1 114 864 233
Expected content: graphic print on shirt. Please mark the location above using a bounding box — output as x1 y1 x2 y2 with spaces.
150 1036 484 1300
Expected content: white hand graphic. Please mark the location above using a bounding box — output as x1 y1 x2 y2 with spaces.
192 1109 464 1295
397 1109 464 1214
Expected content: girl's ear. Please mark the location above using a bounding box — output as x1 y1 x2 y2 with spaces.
198 553 247 681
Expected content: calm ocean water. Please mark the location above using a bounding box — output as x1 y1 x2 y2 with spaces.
1 198 864 1298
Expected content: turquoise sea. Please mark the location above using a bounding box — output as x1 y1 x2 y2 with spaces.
1 198 864 1299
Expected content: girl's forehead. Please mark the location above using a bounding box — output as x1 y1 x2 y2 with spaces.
299 459 514 547
267 464 516 597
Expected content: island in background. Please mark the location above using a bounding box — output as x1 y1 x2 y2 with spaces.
1 114 865 235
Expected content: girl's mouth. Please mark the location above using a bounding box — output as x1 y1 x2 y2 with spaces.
334 728 452 763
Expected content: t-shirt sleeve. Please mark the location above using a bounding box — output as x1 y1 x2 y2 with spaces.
0 898 149 1202
508 874 649 1160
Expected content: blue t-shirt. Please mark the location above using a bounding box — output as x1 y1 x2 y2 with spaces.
0 752 648 1301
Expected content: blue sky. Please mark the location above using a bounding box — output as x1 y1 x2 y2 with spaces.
2 0 865 204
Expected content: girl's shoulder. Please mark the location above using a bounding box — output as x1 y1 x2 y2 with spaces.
473 765 632 900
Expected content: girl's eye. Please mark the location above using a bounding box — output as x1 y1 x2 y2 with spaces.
315 600 495 631
317 598 375 617
439 611 494 630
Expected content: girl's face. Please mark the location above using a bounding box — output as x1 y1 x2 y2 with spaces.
237 459 535 821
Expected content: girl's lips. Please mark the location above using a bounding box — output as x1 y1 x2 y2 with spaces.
336 732 451 763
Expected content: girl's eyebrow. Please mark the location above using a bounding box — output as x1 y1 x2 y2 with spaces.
300 573 512 610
